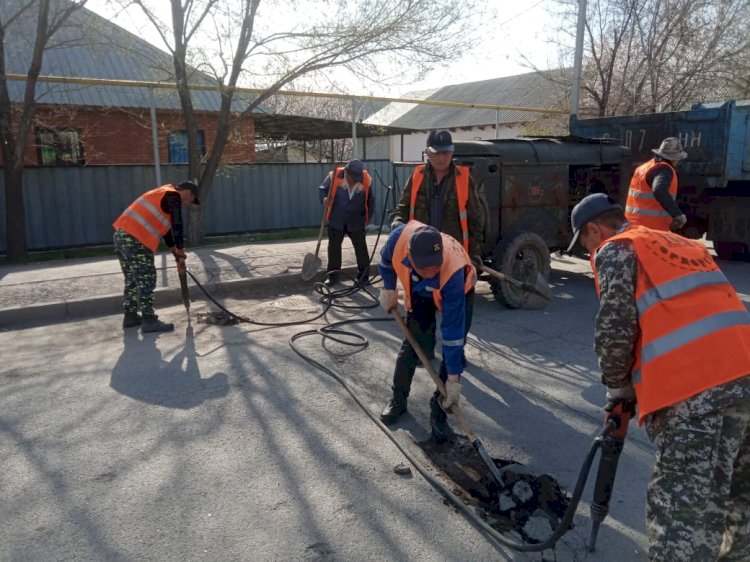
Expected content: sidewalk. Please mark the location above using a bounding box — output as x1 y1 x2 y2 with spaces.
0 234 384 329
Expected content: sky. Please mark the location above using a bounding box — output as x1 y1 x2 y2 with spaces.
84 0 563 99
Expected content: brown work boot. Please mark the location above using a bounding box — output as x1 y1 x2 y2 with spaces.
122 311 141 329
141 313 174 333
380 390 408 425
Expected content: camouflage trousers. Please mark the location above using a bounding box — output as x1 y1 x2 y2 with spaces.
647 398 750 561
113 229 156 315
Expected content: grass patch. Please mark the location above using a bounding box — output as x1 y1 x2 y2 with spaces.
1 228 320 264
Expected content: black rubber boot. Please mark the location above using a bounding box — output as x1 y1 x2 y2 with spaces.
141 314 174 333
380 389 408 425
356 266 369 286
122 311 141 328
429 395 452 444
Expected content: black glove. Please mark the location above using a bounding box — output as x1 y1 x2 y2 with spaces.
603 397 637 438
471 255 483 270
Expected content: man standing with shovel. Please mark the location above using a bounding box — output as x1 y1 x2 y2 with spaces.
378 221 477 442
317 159 374 286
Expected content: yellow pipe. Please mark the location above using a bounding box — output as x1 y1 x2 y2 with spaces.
6 73 569 115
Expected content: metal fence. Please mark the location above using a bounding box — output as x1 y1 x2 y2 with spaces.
0 160 414 252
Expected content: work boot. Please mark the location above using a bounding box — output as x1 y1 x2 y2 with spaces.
122 311 141 329
141 313 174 333
380 390 408 425
356 266 369 286
430 396 452 444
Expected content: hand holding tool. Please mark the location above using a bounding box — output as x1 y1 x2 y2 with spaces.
389 308 506 493
378 289 397 313
670 213 687 232
441 379 462 411
588 399 634 551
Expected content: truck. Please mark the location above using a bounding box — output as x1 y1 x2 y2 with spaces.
441 137 631 308
569 99 750 261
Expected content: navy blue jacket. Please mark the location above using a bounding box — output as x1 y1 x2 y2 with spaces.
318 170 374 232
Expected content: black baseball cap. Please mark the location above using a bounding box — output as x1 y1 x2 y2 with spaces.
409 226 444 269
426 130 454 153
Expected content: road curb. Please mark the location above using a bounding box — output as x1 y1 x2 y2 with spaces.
0 264 377 330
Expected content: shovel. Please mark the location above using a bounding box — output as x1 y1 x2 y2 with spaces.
302 169 336 281
478 264 552 305
389 308 506 492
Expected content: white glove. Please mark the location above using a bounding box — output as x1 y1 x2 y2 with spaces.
670 213 687 231
441 380 462 411
378 289 397 313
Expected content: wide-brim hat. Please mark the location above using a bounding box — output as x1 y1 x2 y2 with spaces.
652 137 687 161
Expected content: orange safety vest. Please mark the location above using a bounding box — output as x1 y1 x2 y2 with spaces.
325 167 372 224
409 164 471 253
392 220 476 312
592 225 750 424
113 185 176 252
625 159 678 231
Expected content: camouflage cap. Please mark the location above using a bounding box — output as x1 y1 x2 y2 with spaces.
652 137 687 161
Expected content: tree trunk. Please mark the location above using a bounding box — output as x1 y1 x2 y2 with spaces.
4 165 28 262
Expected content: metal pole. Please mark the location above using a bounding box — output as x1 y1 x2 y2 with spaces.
495 108 500 139
351 98 358 158
149 88 161 185
571 0 587 116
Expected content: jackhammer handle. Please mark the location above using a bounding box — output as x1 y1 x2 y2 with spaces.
389 309 478 442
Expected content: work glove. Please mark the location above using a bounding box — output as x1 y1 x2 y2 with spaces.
441 380 462 412
604 385 637 438
378 289 397 313
670 213 687 231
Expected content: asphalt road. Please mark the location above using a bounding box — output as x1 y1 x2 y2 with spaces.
2 254 748 561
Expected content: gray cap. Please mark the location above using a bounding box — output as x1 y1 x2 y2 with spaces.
567 193 622 252
652 137 687 161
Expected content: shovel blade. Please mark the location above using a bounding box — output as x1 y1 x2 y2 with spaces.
301 253 322 281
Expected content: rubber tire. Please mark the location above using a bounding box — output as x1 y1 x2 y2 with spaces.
491 232 551 309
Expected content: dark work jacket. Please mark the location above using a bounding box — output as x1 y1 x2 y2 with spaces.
318 170 374 232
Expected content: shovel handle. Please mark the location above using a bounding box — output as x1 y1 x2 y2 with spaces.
314 167 338 256
389 309 478 442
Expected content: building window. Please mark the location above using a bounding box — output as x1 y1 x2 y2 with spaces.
36 128 84 166
168 130 206 164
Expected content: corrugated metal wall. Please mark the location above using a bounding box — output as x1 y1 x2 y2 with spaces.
0 161 414 251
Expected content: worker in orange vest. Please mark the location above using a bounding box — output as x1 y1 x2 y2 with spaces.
378 221 477 443
568 193 750 561
113 181 200 333
390 130 485 266
318 159 374 286
625 137 688 232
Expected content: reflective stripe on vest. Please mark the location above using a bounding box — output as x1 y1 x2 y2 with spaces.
325 167 372 223
113 185 176 252
409 164 471 252
624 160 677 231
392 220 476 312
593 225 750 424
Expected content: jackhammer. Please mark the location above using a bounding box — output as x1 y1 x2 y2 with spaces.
588 400 634 552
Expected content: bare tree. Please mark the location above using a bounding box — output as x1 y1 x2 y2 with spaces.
0 0 88 261
117 0 484 243
552 0 749 116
